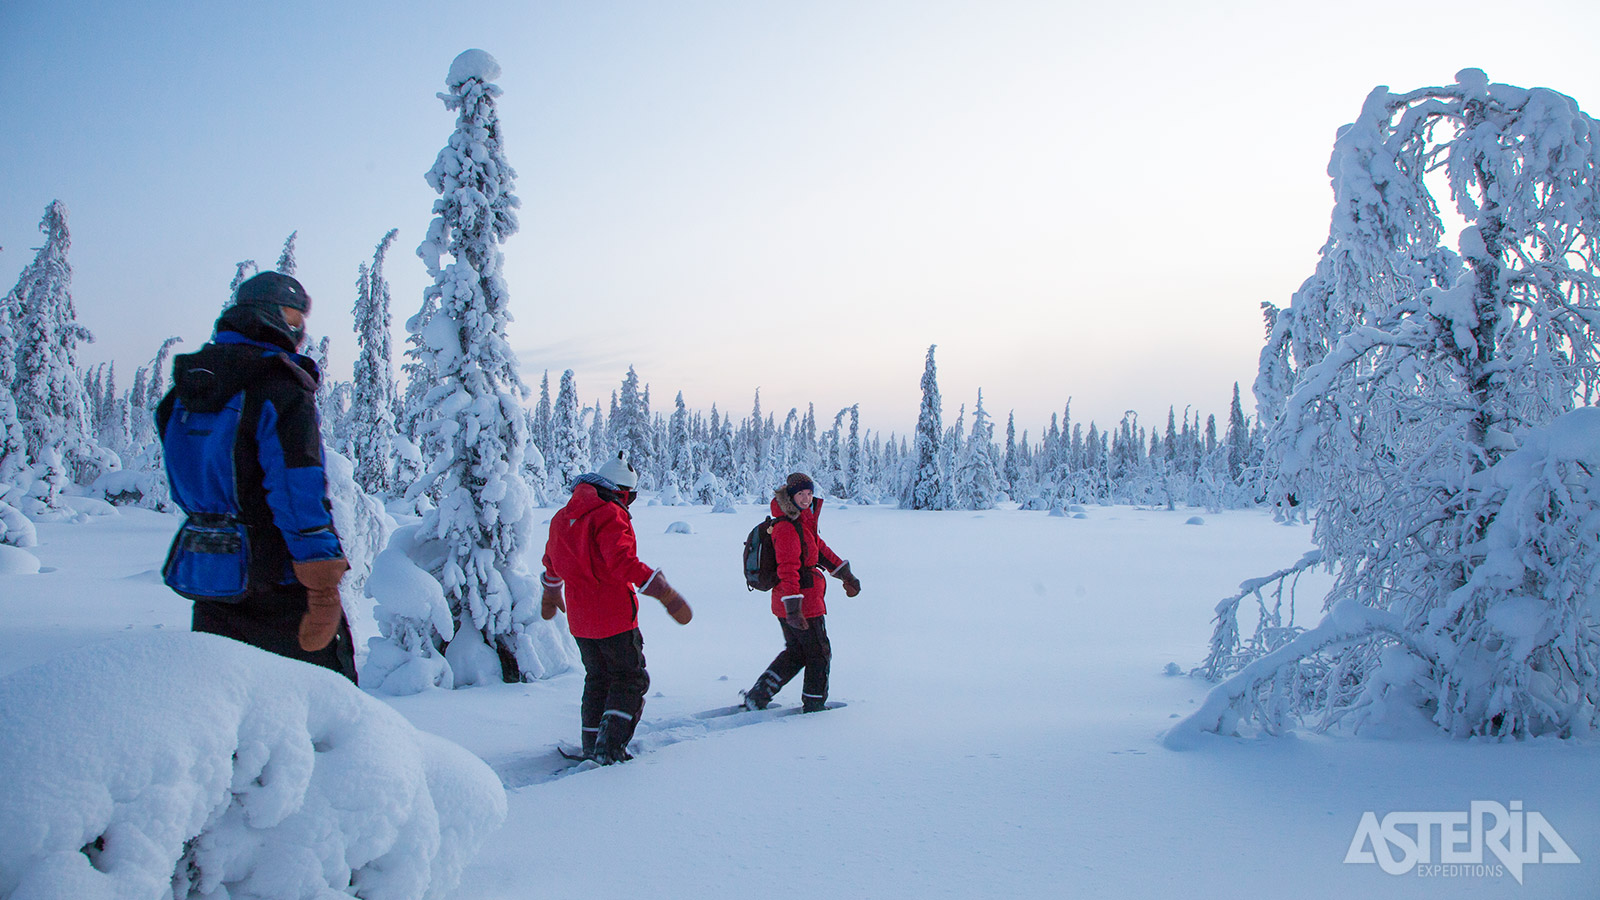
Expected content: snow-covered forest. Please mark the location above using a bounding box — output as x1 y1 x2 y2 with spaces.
2 52 1597 900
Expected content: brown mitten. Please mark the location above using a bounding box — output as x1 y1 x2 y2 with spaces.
541 572 565 620
640 570 693 625
294 557 350 652
831 560 862 598
781 594 808 630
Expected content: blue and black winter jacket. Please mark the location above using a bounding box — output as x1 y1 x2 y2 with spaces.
157 308 343 602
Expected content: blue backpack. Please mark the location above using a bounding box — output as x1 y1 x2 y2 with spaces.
161 388 252 601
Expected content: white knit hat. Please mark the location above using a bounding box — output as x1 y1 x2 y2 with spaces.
597 451 638 489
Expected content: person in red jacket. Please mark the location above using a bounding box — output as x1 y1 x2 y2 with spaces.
540 453 692 764
742 473 862 712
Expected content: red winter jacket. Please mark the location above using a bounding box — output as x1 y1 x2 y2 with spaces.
769 490 844 619
541 482 657 639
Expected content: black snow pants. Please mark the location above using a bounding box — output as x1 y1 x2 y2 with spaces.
750 615 831 711
192 583 358 684
576 628 650 752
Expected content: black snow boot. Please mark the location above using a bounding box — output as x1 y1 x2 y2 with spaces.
742 669 782 710
581 727 598 759
592 720 633 766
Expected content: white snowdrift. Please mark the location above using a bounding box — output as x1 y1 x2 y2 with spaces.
0 632 505 900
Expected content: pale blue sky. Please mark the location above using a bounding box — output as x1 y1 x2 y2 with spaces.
4 0 1598 437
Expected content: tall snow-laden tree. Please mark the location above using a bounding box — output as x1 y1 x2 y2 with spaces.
8 201 100 508
351 229 401 497
953 390 1001 510
906 345 944 509
401 49 574 687
548 370 586 491
532 370 552 466
844 404 861 500
275 230 298 275
1002 411 1020 495
1225 381 1249 485
666 390 693 489
1176 71 1600 745
612 366 652 485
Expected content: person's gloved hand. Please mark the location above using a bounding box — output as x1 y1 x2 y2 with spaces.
294 557 350 651
831 560 862 598
540 572 565 620
640 570 693 624
781 594 808 630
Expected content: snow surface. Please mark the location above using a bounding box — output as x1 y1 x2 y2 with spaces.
1 503 1595 898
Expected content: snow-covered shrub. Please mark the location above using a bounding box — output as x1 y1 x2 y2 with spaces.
364 523 456 695
0 495 36 548
325 448 396 656
0 632 505 900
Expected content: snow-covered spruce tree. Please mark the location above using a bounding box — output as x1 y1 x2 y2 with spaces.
667 390 693 491
0 277 26 538
94 363 132 465
8 201 104 510
586 400 607 469
275 230 298 275
905 344 944 509
548 369 586 491
532 370 552 471
823 407 847 496
351 228 401 497
1225 381 1250 488
844 404 861 500
519 407 551 507
1174 71 1600 745
399 49 574 687
100 336 183 510
226 260 258 309
610 367 653 485
953 390 1002 510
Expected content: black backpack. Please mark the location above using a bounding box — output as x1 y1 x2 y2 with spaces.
742 516 803 591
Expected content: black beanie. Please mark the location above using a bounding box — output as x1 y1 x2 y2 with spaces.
784 473 815 497
235 271 312 312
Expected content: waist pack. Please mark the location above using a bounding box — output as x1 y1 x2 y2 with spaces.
742 516 805 592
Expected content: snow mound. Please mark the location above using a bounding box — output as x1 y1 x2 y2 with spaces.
0 632 505 900
0 543 41 574
1185 516 1205 526
63 494 117 517
665 521 694 534
447 49 500 87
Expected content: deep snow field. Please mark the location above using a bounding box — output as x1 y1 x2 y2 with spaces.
2 500 1595 899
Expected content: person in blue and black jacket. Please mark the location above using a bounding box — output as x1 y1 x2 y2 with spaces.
156 272 355 682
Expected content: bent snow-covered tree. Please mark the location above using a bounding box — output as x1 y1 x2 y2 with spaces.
402 49 575 686
1174 70 1600 745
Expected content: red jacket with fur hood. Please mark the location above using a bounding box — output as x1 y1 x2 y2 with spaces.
769 489 844 619
542 481 657 639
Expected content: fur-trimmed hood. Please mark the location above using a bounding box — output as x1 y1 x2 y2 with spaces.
771 488 822 520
